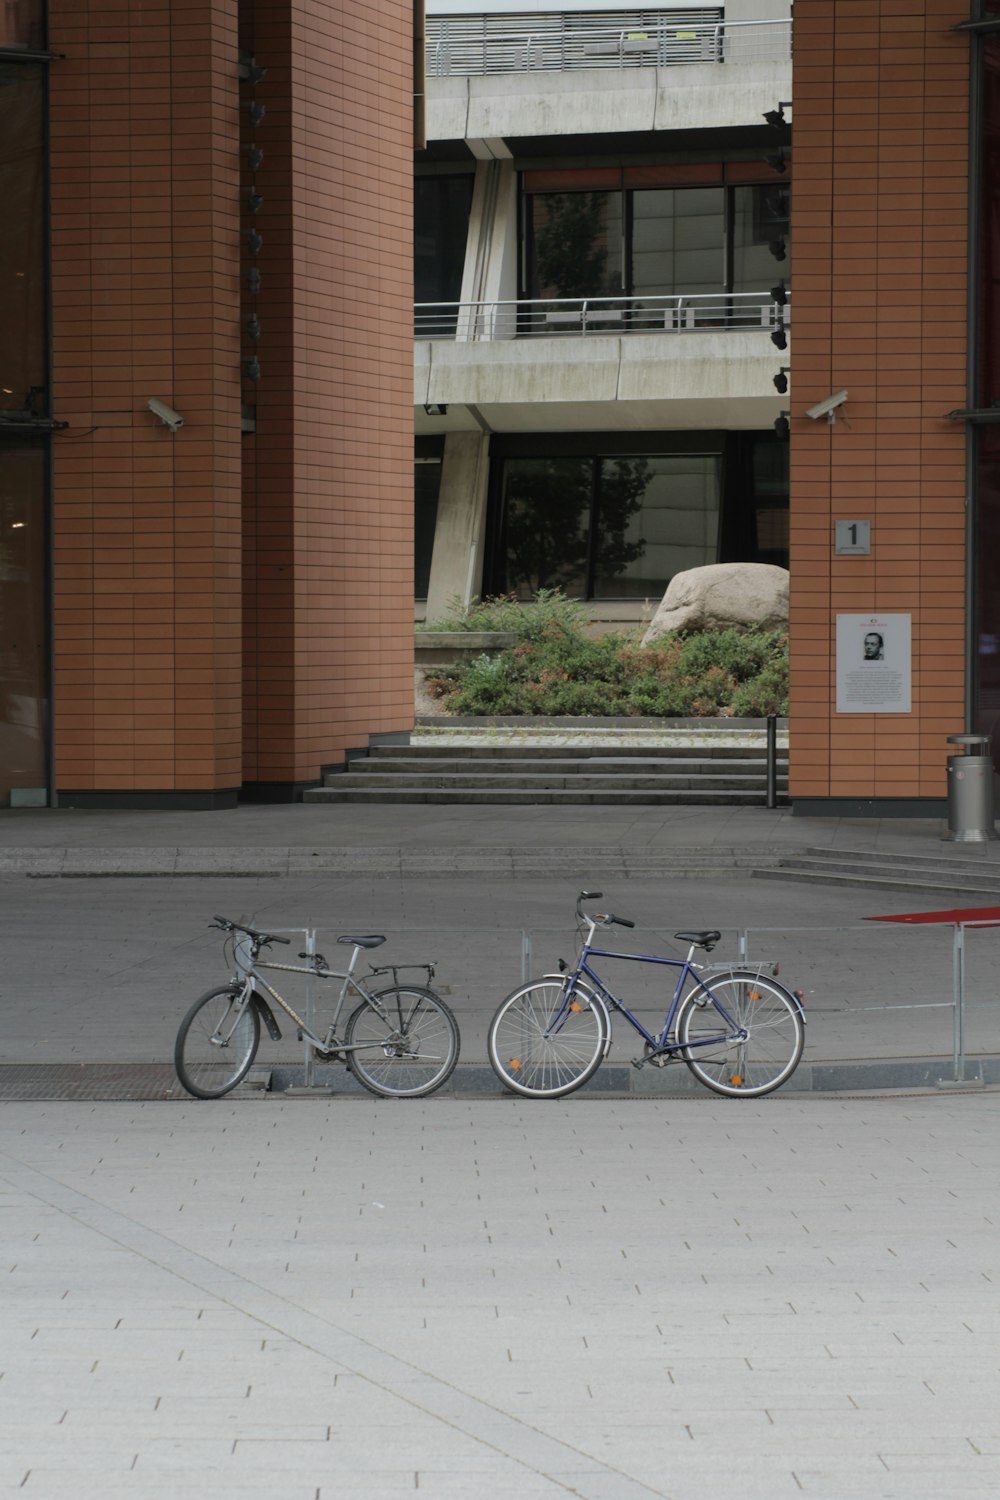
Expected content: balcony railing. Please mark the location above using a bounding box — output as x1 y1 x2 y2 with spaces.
426 12 791 76
415 291 789 340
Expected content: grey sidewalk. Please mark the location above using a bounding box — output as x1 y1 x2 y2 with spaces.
4 1092 1000 1499
3 800 1000 1093
3 799 1000 876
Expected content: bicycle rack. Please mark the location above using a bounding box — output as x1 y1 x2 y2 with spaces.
235 926 322 1094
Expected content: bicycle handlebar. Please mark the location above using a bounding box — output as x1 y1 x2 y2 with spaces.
211 915 290 946
576 891 634 930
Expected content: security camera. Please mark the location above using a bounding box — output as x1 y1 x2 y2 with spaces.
804 389 848 423
147 397 185 432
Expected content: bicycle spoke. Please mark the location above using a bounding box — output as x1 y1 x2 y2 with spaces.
678 975 803 1098
488 981 606 1098
345 987 460 1098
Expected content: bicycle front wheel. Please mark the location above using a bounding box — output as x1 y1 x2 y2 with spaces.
174 985 260 1099
345 987 460 1098
676 972 804 1098
488 979 607 1098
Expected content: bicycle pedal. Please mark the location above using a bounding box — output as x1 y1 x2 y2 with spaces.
631 1057 645 1071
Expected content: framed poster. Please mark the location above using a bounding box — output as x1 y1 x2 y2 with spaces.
836 613 912 713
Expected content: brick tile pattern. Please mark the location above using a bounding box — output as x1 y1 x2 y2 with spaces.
48 0 414 797
789 0 969 801
241 0 415 787
49 0 244 793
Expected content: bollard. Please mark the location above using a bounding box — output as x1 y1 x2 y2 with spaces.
944 734 998 842
766 715 778 809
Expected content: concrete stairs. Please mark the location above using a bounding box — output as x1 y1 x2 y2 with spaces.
753 846 1000 899
304 736 788 806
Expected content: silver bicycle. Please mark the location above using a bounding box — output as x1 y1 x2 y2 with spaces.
174 916 460 1100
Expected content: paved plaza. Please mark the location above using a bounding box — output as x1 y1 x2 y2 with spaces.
3 799 1000 1496
4 1092 1000 1499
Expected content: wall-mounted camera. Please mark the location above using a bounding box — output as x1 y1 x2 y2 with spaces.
147 397 185 432
804 389 848 424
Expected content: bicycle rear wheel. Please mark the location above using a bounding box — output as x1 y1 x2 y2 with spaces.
676 972 804 1098
345 986 460 1098
174 985 260 1099
488 979 607 1098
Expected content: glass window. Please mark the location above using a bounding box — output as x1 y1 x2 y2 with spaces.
528 193 623 300
0 1 45 50
415 173 474 334
496 458 592 598
974 29 1000 748
0 440 48 805
0 62 46 414
632 188 725 298
594 455 720 599
493 452 721 601
415 458 442 600
732 183 791 294
523 178 790 317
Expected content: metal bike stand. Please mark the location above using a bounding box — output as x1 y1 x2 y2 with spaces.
274 928 330 1097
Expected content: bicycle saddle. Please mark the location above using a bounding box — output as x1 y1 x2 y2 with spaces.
337 934 386 949
674 930 722 950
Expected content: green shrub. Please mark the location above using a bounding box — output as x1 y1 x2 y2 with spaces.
420 590 788 717
420 588 587 643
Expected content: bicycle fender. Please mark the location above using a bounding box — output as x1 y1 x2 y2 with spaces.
253 996 282 1041
728 970 807 1025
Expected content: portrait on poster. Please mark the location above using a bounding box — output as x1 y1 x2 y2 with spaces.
835 614 911 713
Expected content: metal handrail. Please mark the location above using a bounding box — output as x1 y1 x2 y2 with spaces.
427 16 791 76
414 290 790 340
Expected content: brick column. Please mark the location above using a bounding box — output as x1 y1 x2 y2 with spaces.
789 0 970 813
49 0 243 806
241 0 414 796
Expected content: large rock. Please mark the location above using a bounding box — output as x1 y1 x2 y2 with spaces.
642 563 789 643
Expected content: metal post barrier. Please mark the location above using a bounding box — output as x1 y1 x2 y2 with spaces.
266 928 327 1096
521 930 532 984
766 715 777 809
301 928 317 1089
952 923 965 1084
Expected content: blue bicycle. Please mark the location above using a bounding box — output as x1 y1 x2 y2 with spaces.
488 891 805 1099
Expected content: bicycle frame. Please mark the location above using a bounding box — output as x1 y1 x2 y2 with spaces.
226 945 407 1057
566 942 748 1055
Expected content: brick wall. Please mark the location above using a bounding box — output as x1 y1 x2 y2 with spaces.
47 0 414 803
241 0 414 790
789 0 970 807
49 0 243 802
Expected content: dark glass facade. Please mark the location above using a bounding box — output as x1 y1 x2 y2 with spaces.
0 54 49 805
415 171 474 332
973 15 1000 747
0 0 45 50
524 179 790 306
486 433 787 602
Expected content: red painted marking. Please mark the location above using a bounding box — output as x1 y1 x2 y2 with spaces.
865 906 1000 926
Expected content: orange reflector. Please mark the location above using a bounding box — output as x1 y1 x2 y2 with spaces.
509 1058 521 1071
749 991 761 1002
730 1074 744 1086
569 1001 582 1013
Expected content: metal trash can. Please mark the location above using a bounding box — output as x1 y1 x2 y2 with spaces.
945 734 998 842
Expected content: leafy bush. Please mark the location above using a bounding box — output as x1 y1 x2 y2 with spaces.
422 591 788 717
419 588 587 643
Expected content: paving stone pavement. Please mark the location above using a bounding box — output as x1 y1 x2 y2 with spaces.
4 1094 1000 1498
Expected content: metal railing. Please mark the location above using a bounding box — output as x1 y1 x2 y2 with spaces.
415 290 788 340
427 14 791 76
222 918 1000 1091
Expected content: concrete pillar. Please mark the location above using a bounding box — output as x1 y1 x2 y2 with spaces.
425 432 490 620
459 159 517 338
